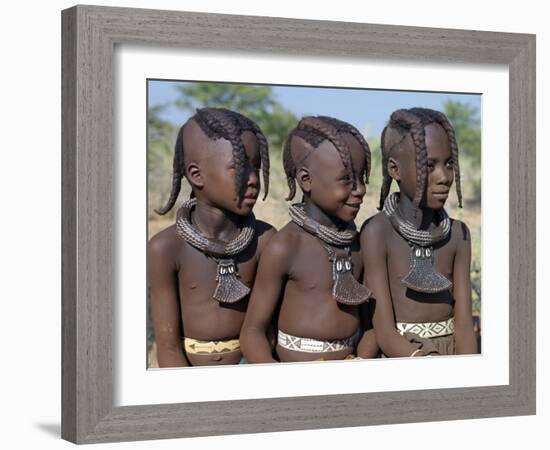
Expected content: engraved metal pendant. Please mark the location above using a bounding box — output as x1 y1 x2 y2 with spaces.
331 256 372 305
212 259 250 304
401 246 452 293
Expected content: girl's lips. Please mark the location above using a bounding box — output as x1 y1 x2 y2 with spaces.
242 197 257 206
345 203 361 209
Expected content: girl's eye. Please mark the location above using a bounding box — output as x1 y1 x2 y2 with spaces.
446 160 454 169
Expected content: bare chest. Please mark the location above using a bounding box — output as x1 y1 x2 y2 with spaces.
386 231 455 282
289 240 362 292
386 230 456 321
176 243 258 303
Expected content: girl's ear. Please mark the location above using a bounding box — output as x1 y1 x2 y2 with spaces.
186 162 204 189
387 157 400 181
296 167 312 193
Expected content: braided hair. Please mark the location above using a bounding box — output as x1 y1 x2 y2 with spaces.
155 107 270 215
378 107 462 210
282 116 371 201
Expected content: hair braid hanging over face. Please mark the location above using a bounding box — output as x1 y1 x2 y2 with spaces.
378 126 393 211
408 119 429 208
282 116 371 201
246 119 270 201
282 133 298 201
197 108 247 200
378 107 463 210
154 107 270 215
316 116 372 184
409 107 463 208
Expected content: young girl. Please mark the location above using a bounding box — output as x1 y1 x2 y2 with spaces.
148 108 275 367
361 107 477 357
240 116 378 363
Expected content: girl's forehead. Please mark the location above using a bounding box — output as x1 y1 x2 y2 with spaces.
425 122 448 142
391 123 450 161
310 137 364 172
208 133 259 161
425 123 451 157
349 143 366 171
240 130 259 155
184 121 258 162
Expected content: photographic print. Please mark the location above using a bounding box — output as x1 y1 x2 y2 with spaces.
146 80 482 368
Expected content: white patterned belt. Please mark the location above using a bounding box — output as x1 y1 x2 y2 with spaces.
277 329 359 353
396 317 455 339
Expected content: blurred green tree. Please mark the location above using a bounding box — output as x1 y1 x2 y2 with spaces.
444 101 482 316
148 104 178 219
444 100 481 203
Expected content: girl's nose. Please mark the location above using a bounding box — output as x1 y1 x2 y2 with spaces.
352 178 366 197
436 165 453 185
246 166 259 186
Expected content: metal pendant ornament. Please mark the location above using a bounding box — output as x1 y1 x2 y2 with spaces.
401 246 452 293
212 259 250 303
175 198 255 304
329 252 372 305
383 193 452 293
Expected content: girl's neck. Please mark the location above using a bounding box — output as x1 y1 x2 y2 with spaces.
303 197 347 230
398 192 435 230
192 198 241 241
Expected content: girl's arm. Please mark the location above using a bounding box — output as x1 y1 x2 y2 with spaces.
149 233 189 367
452 221 478 354
240 233 290 363
361 219 422 357
356 301 380 358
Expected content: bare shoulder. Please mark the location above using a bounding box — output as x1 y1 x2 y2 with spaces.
254 219 277 250
450 218 471 246
360 211 389 234
260 222 302 263
255 219 276 235
148 224 181 261
359 211 390 242
450 218 471 237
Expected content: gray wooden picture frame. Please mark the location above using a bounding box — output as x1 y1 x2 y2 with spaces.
61 4 536 444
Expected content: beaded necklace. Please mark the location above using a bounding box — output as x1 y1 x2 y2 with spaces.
175 198 254 303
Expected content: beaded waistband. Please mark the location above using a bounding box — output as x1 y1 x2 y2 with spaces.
396 317 455 339
183 337 241 354
277 329 359 353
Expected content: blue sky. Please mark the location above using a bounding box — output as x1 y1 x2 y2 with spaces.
148 80 480 141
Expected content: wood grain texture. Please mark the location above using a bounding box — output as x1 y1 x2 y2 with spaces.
61 6 77 443
61 4 536 444
508 36 536 412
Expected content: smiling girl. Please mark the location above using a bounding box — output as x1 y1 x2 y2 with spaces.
240 116 378 363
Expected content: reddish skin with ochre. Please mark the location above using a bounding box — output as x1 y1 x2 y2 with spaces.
361 123 477 357
240 132 379 363
148 120 275 367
